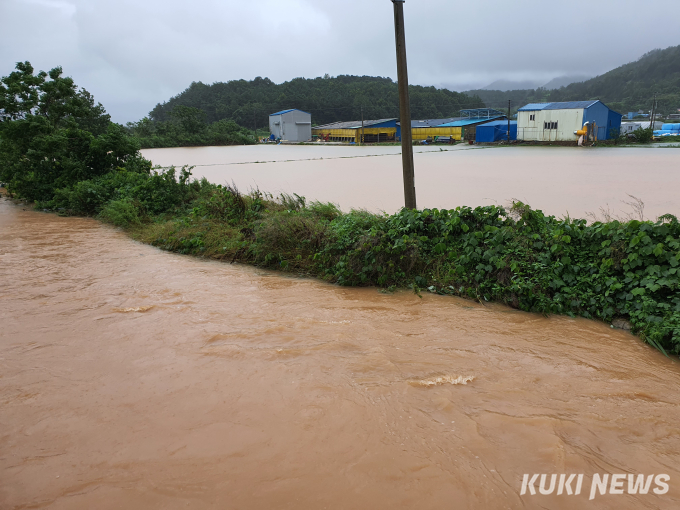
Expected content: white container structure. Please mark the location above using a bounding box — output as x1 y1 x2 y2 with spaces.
269 109 312 142
620 121 657 135
517 101 622 142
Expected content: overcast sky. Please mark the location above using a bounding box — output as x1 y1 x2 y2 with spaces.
2 0 679 123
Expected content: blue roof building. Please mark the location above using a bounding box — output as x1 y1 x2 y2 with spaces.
517 100 622 141
476 120 517 143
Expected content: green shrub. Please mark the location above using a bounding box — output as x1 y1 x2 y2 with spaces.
632 127 654 143
308 201 341 221
253 212 329 270
98 198 142 227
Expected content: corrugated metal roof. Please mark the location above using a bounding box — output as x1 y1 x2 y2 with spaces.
479 120 517 127
313 118 397 130
438 116 504 127
518 101 600 112
544 100 599 110
270 109 310 116
517 103 550 112
407 117 462 128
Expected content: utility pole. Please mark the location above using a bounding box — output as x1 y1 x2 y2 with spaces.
650 93 657 130
392 0 416 210
507 99 511 143
253 106 257 141
361 106 365 145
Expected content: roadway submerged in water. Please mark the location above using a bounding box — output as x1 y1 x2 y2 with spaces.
1 199 679 509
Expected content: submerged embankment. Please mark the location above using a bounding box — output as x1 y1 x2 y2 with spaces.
2 197 680 509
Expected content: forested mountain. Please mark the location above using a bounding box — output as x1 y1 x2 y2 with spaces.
147 75 485 129
468 45 680 115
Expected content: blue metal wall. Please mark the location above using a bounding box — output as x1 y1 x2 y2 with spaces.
583 102 613 140
476 121 517 142
607 110 623 139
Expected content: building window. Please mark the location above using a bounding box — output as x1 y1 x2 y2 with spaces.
530 114 535 121
543 121 558 130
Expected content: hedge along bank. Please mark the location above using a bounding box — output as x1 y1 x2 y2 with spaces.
34 163 680 358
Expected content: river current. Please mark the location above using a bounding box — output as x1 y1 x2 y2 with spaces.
2 146 680 508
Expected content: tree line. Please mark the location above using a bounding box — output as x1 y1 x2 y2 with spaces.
144 74 486 129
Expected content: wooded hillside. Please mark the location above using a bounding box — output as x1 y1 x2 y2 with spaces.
468 45 680 115
147 75 485 128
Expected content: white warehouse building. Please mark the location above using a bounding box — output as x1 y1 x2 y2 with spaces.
269 109 312 142
517 100 622 142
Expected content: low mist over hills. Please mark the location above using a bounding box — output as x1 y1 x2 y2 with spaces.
482 75 591 92
468 45 680 114
143 45 679 128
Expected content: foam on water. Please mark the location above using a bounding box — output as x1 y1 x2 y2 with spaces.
408 375 475 387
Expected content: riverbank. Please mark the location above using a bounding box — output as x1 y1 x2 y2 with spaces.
3 196 679 509
5 168 679 357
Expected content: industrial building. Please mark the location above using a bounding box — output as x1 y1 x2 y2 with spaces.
312 119 397 143
396 118 461 142
436 109 506 142
312 109 507 144
269 109 312 142
476 120 517 143
396 109 506 142
517 101 622 142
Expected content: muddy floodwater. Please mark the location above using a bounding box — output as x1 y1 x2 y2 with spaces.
142 144 680 220
2 197 680 509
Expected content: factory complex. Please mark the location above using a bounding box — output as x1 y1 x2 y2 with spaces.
269 101 628 144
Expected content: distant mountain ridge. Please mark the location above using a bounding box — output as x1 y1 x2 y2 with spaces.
482 75 591 92
467 45 680 115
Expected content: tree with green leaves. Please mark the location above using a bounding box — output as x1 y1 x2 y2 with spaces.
0 61 149 202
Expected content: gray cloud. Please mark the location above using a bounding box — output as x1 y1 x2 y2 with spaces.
2 0 679 123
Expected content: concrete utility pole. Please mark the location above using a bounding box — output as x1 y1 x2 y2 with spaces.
507 100 511 143
392 0 416 210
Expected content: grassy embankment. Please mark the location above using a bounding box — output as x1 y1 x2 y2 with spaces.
23 165 680 357
4 61 678 356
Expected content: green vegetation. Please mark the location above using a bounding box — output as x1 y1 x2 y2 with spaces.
632 127 654 144
3 63 680 357
469 45 680 115
0 62 150 202
41 172 680 356
145 75 485 130
126 105 256 148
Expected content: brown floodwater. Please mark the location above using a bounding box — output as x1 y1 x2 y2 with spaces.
2 197 680 509
142 144 680 220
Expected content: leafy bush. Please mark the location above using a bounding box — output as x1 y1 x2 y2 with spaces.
632 127 654 143
98 198 142 228
50 166 196 216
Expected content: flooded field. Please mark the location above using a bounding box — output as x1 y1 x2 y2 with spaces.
2 193 680 509
142 144 680 219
